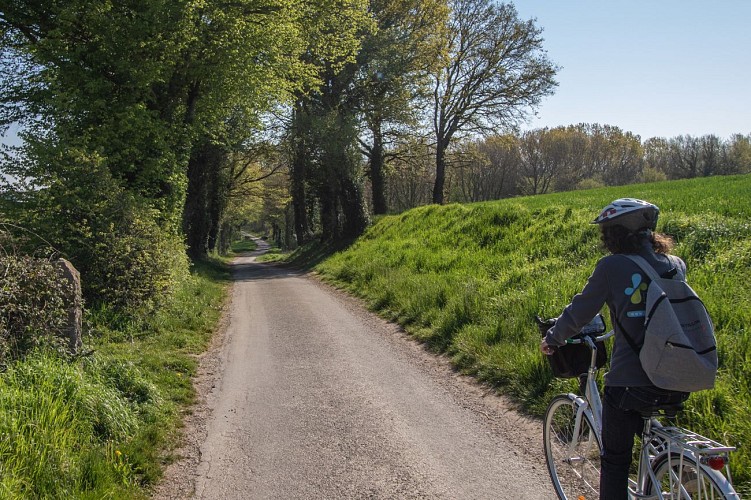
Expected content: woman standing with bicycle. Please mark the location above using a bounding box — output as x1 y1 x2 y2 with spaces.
540 199 689 500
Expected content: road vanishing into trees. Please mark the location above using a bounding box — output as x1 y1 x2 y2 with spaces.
156 240 554 499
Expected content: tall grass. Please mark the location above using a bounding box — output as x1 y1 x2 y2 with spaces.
316 174 751 487
0 259 230 498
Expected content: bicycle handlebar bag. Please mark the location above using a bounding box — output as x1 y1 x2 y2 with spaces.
539 314 608 378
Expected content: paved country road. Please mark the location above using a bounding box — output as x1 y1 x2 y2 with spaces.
154 240 555 499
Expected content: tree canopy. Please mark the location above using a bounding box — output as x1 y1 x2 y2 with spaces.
430 0 558 203
0 0 369 309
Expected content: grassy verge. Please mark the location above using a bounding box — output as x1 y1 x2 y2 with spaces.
230 238 258 254
314 174 751 488
0 259 230 498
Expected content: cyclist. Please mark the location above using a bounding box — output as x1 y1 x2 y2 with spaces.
539 198 689 500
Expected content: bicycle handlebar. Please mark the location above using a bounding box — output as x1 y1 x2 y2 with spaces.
564 329 614 345
536 313 612 347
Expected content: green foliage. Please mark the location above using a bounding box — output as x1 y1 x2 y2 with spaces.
7 147 189 319
315 174 751 486
0 254 68 362
2 0 371 284
85 203 189 316
642 165 668 183
0 258 229 497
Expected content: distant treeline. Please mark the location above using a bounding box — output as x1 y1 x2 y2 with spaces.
383 124 751 212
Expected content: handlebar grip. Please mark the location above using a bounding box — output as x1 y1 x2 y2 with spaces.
535 315 557 337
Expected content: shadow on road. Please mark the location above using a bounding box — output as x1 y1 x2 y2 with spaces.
230 260 305 282
230 238 305 282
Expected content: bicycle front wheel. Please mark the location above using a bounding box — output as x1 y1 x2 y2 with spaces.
649 452 737 499
543 394 601 500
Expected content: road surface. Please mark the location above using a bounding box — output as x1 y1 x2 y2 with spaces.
155 240 554 499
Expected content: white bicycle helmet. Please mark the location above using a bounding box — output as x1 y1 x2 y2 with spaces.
591 198 659 232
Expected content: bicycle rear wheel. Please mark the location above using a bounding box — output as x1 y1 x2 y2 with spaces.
543 394 601 500
649 452 737 499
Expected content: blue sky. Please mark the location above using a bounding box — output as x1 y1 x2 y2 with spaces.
512 0 751 140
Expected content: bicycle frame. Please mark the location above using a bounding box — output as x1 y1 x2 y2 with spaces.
564 332 737 500
582 335 605 438
554 336 605 475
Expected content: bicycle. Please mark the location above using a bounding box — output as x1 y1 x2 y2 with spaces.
539 319 739 499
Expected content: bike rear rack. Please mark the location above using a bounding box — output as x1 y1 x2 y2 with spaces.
651 426 736 456
650 425 736 486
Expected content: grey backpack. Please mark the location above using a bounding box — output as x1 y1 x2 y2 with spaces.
625 254 718 392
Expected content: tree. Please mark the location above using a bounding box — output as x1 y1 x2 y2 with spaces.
643 137 670 176
289 100 315 245
221 142 291 250
667 135 701 179
722 133 751 175
429 0 557 204
355 0 448 214
552 125 589 191
518 129 556 195
474 134 520 200
1 1 197 311
286 0 374 245
386 135 435 211
450 134 520 202
601 127 642 186
1 0 195 228
172 0 370 257
699 134 722 177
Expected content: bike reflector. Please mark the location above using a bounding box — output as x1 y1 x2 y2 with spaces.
706 456 726 470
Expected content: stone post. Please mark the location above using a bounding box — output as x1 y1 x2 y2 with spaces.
55 258 83 355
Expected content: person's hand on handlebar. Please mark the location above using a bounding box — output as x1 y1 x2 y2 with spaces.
540 339 555 355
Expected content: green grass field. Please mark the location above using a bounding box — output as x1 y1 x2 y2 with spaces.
315 174 751 488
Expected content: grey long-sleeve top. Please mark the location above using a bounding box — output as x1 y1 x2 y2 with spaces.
544 240 686 387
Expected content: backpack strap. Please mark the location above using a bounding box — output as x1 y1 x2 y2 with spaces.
625 254 685 281
665 254 686 281
613 313 642 355
617 254 686 357
624 254 661 282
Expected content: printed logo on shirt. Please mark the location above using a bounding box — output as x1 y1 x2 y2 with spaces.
624 273 647 304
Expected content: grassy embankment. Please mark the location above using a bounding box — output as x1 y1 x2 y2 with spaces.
0 260 230 498
315 174 751 487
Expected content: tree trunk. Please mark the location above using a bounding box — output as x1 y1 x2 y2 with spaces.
369 121 388 214
291 105 311 246
207 171 228 254
183 148 210 260
320 183 338 241
285 203 296 249
183 140 224 260
433 140 448 204
340 176 369 239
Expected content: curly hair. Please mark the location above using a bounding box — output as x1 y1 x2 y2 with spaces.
600 225 674 255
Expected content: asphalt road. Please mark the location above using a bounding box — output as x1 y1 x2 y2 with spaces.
163 240 554 499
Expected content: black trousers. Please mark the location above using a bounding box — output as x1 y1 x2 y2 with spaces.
600 386 688 500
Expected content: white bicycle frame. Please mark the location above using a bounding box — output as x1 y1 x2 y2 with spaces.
565 331 738 500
